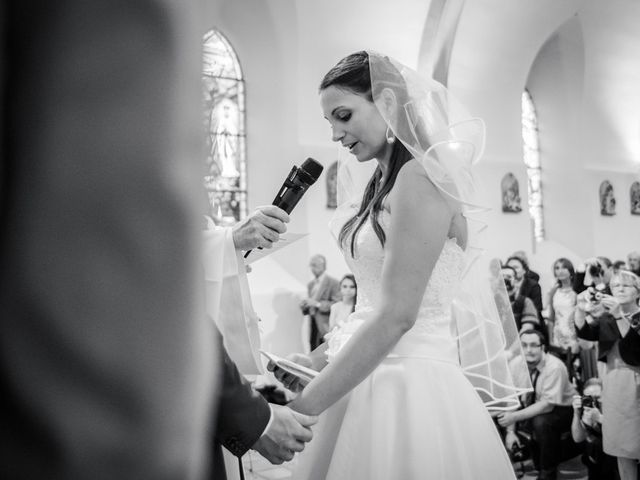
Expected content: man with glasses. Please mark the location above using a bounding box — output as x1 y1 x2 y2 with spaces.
498 329 577 480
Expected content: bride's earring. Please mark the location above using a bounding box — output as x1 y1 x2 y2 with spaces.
385 126 396 144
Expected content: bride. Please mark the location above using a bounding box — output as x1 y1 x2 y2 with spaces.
271 51 530 479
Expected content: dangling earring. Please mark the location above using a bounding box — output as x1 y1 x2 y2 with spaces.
385 126 395 144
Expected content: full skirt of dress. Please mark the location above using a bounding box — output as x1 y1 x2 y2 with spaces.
292 356 516 480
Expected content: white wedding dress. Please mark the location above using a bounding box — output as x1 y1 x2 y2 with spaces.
292 211 516 480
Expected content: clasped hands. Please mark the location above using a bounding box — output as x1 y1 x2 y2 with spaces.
253 358 319 463
252 404 317 464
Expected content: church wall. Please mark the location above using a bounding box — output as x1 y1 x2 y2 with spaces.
206 0 639 363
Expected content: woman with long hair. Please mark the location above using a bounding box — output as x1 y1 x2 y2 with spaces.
270 51 529 479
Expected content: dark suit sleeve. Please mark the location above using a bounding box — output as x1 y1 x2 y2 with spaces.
619 313 640 367
317 278 342 314
214 332 271 457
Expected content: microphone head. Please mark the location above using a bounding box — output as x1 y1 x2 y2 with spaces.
300 158 323 185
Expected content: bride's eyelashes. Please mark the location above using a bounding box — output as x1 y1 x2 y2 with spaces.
335 110 352 122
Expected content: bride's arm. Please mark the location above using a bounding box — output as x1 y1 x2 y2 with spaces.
289 160 455 415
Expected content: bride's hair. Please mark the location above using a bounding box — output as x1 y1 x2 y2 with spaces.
320 51 413 256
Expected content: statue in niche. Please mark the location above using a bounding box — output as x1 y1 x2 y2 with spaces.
631 181 640 215
501 172 522 213
213 98 240 179
599 180 616 216
326 161 338 209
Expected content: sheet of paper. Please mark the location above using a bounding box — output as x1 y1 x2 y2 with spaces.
260 350 318 382
244 232 308 265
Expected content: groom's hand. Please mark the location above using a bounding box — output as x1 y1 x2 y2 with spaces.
252 404 317 464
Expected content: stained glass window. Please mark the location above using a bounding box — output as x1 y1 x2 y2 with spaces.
521 89 545 244
202 30 247 226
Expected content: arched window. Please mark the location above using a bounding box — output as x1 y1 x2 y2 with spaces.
202 30 247 225
521 89 544 244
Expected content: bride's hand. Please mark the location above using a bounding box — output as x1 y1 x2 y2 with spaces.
267 354 313 393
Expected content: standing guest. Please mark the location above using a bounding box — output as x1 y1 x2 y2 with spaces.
507 255 544 322
547 258 584 381
501 266 540 332
300 255 341 350
548 258 578 352
575 270 640 480
512 250 541 282
571 378 620 480
613 260 628 275
628 251 640 277
499 329 577 480
328 274 358 330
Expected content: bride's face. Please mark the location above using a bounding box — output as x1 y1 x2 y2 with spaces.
320 86 392 163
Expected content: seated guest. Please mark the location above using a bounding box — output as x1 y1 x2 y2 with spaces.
500 265 540 332
575 270 640 480
507 255 544 322
571 378 620 480
498 329 577 480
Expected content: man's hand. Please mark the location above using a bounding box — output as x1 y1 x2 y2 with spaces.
232 205 289 251
497 411 518 428
572 394 583 413
582 407 602 427
252 404 317 464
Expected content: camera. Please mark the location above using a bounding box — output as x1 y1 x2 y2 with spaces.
581 395 601 411
509 442 528 463
587 284 606 304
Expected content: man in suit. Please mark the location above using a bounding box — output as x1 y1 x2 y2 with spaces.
2 1 216 478
300 255 341 350
213 327 317 479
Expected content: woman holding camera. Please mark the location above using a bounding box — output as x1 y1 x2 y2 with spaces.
575 270 640 480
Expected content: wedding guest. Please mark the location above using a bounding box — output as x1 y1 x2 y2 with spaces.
500 329 577 480
628 251 640 277
613 260 628 275
512 250 541 282
575 270 640 480
507 255 544 322
546 258 584 381
571 378 620 480
501 265 540 332
300 255 341 350
328 274 357 330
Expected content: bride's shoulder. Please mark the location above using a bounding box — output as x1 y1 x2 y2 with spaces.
392 158 440 200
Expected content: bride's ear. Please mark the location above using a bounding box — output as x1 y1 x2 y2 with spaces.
378 87 399 122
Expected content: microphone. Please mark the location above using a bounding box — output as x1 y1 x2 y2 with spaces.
244 158 323 259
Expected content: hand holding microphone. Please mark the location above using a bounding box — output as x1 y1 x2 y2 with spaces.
243 158 323 258
232 206 290 251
